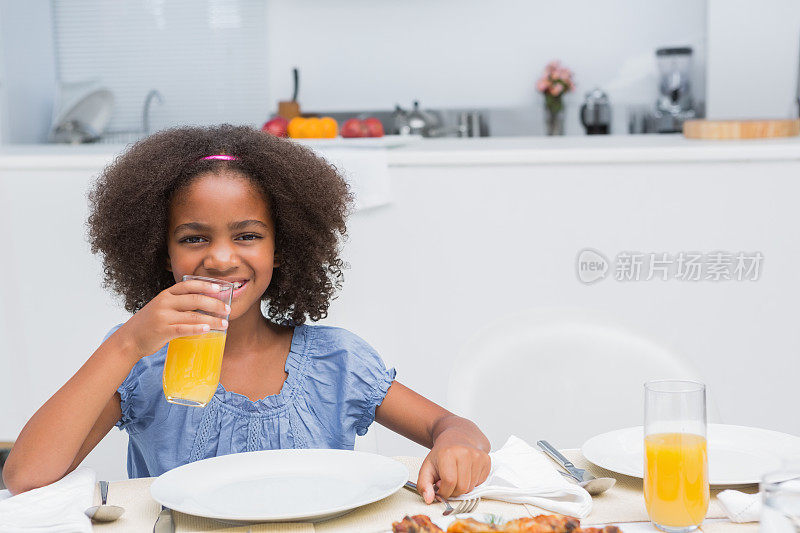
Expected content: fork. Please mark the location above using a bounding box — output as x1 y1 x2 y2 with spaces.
403 481 481 516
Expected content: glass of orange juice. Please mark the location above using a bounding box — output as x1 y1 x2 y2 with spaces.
644 380 709 533
162 275 233 407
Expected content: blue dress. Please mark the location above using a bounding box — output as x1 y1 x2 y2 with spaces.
103 323 396 478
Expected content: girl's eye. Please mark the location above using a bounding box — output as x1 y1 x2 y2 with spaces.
178 234 262 244
237 234 262 241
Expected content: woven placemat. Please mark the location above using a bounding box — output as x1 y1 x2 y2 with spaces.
99 450 755 531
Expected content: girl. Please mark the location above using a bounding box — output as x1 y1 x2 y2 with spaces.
3 125 490 504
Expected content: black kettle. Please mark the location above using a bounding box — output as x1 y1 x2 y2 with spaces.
580 88 611 135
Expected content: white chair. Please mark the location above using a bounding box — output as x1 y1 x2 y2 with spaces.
447 309 720 450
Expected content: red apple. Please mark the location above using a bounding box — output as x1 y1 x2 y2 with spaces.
363 117 385 137
341 118 367 138
262 116 288 137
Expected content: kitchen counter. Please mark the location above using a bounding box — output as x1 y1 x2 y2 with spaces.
387 134 800 165
2 134 800 170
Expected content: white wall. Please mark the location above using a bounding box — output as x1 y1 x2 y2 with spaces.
0 8 6 144
0 1 56 143
265 0 707 118
706 0 800 119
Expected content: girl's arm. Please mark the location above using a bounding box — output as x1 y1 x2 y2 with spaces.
2 332 137 494
3 278 230 494
375 381 491 504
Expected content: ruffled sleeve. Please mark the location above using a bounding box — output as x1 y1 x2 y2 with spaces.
348 335 396 436
102 324 167 434
300 326 396 443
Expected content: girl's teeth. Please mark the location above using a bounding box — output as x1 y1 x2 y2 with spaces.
233 281 244 289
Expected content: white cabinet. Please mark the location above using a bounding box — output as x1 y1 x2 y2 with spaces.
2 139 799 478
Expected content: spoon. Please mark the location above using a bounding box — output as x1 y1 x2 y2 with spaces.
557 470 617 495
84 480 125 522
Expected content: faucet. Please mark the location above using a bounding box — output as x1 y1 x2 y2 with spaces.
142 89 164 135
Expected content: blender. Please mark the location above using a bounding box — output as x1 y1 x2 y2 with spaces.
653 47 696 133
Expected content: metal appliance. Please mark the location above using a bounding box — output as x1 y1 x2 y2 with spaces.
580 88 611 134
403 101 442 136
653 47 696 133
392 102 487 137
49 81 114 143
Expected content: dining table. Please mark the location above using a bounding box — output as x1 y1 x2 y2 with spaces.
89 450 759 533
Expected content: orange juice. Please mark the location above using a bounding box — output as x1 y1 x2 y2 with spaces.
644 432 709 529
163 331 227 406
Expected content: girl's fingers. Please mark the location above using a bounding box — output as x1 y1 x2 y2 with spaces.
172 322 212 337
474 457 491 489
166 310 228 332
172 293 230 316
417 458 437 504
168 279 225 296
435 457 458 500
182 311 228 331
453 459 472 497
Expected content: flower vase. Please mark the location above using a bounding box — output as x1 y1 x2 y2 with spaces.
545 106 564 136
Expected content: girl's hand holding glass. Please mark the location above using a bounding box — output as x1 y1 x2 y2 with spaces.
116 278 231 360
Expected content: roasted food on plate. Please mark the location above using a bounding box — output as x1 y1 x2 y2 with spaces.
391 514 622 533
393 514 446 532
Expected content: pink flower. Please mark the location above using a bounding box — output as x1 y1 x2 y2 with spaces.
549 83 564 96
539 60 574 95
555 68 571 81
536 78 550 92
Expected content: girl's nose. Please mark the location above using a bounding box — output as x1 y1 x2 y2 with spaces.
202 242 240 271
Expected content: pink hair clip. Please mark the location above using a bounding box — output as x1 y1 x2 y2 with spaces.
200 154 240 161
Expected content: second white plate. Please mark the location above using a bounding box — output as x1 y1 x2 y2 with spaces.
582 424 800 485
150 449 408 522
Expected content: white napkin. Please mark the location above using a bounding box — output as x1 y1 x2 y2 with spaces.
0 467 96 533
717 489 761 523
450 435 592 518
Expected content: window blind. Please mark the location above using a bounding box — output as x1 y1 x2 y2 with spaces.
52 0 270 135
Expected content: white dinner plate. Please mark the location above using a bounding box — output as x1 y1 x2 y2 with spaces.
582 424 800 486
150 449 408 523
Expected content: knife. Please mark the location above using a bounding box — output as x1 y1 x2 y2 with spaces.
536 440 593 482
153 505 175 533
536 440 616 495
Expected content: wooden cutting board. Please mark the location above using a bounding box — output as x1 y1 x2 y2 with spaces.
683 118 800 139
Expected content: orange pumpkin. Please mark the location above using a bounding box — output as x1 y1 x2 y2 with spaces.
287 117 307 138
319 117 338 138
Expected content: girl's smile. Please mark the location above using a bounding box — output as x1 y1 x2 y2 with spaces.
229 279 249 299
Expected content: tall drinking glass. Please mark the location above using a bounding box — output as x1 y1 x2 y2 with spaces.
162 275 233 407
644 380 709 532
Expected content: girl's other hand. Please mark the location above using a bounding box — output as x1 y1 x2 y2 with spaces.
116 279 230 359
416 430 492 504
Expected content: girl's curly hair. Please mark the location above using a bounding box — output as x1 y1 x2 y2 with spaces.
87 124 352 325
